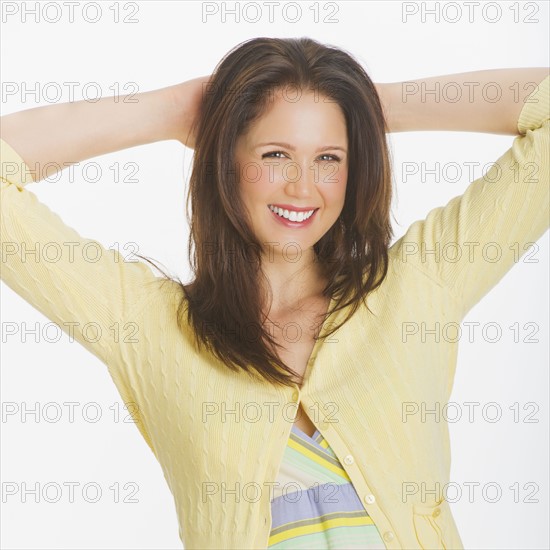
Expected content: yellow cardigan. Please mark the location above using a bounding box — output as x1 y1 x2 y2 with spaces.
1 74 548 549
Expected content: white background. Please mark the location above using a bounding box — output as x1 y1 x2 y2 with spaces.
1 1 548 548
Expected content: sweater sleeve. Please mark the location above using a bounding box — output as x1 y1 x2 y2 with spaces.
391 73 550 320
0 139 163 366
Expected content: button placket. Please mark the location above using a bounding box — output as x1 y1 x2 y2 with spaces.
302 406 400 548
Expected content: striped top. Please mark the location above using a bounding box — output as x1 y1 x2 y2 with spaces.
269 424 387 549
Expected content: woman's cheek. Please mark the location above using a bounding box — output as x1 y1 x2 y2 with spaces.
325 164 347 202
258 163 284 189
238 162 274 197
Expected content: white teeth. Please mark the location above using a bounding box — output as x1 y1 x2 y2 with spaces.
269 205 315 222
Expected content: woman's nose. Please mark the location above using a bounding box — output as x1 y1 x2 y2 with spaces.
284 161 316 197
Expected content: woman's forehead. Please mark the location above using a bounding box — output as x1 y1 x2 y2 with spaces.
238 92 347 148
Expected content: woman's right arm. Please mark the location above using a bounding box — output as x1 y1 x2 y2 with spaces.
0 74 210 181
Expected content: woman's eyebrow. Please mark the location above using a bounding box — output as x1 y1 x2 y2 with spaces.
254 141 347 153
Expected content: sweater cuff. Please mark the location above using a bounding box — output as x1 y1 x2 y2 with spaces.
517 73 550 134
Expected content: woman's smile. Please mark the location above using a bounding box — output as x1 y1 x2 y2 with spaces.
268 204 319 227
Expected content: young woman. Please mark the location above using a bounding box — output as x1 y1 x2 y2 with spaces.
1 37 548 549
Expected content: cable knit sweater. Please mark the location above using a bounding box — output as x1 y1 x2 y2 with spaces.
1 74 548 549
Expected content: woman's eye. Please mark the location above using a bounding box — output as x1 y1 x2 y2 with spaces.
261 151 341 161
262 151 287 159
319 154 341 162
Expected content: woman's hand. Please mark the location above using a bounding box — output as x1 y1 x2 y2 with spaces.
167 74 212 149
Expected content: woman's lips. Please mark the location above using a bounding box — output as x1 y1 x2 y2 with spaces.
268 206 318 228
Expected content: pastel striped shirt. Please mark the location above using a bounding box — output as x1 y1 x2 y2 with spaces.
269 424 387 548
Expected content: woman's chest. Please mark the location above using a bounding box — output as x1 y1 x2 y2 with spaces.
266 302 329 437
266 297 329 380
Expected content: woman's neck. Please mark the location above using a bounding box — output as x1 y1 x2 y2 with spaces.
259 252 328 315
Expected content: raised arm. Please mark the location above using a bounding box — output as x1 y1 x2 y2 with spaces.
379 68 549 135
389 71 549 320
0 74 210 181
0 74 208 370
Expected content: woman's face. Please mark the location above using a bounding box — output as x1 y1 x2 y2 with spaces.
235 87 348 258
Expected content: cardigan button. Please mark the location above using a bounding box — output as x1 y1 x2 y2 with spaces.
291 390 299 401
319 420 331 430
433 507 441 518
383 531 395 542
343 455 354 465
364 494 376 505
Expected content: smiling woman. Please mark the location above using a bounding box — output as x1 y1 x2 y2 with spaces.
1 31 548 550
166 40 397 548
235 85 348 321
174 37 393 390
237 87 347 237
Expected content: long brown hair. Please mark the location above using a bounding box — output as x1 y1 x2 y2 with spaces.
138 37 394 388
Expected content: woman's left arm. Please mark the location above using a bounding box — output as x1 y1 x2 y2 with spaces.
377 68 549 134
387 70 549 320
